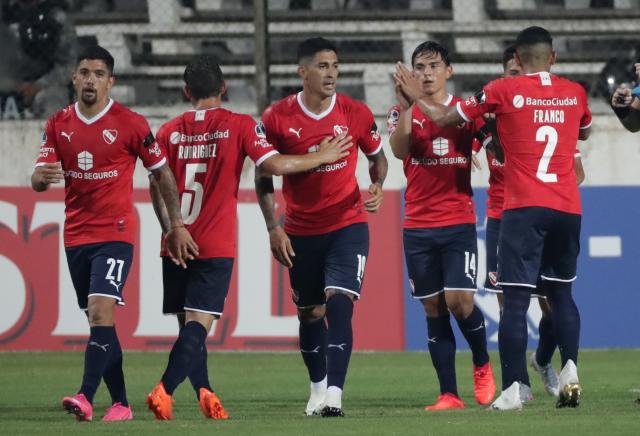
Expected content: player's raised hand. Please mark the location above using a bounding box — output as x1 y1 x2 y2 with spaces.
33 162 64 186
269 225 295 268
611 84 633 107
395 83 411 110
165 226 199 269
317 134 352 163
394 62 422 104
364 182 383 212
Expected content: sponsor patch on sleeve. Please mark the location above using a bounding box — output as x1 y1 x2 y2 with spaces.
255 122 267 138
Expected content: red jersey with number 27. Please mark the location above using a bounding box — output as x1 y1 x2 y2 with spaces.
157 108 278 258
457 72 591 215
35 99 166 247
262 92 382 235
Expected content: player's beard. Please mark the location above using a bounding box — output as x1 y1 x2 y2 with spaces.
80 88 98 106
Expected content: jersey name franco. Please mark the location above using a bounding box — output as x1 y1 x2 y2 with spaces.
387 95 484 228
35 99 166 247
157 107 278 258
458 72 592 215
262 92 382 235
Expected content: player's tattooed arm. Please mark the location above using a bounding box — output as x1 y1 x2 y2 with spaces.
394 62 464 128
31 162 64 191
148 174 171 234
254 166 295 268
150 164 199 268
364 150 388 213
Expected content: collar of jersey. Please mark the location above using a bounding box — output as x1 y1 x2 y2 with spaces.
443 94 453 106
296 92 336 120
74 99 114 125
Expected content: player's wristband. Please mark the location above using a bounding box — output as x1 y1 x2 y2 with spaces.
612 105 630 119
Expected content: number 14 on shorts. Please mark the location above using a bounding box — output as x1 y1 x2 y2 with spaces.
464 251 476 284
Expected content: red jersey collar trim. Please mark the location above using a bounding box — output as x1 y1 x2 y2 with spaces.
296 92 336 120
74 99 114 125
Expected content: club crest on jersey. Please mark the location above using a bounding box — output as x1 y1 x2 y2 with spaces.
488 271 498 287
102 129 118 144
432 137 449 156
255 122 267 138
333 125 348 136
388 109 400 125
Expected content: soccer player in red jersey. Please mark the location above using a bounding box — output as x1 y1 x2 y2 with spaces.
145 56 351 421
257 37 388 417
479 46 586 402
31 46 196 422
395 26 592 410
388 41 495 411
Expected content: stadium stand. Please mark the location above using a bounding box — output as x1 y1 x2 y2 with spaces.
61 0 640 116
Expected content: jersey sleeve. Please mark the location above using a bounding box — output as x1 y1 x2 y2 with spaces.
353 101 382 156
386 105 401 137
35 118 59 167
578 86 593 130
457 79 502 122
240 116 279 166
471 116 492 152
130 115 166 170
261 106 281 151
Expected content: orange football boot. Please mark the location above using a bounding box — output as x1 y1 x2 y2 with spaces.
473 361 497 405
198 388 229 420
425 393 465 411
146 382 174 420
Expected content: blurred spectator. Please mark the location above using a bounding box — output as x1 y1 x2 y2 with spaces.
610 63 640 132
2 0 77 118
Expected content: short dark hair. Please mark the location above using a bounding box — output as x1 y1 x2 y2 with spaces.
515 26 553 49
77 45 115 74
183 55 224 100
297 37 338 63
411 41 450 67
502 45 517 69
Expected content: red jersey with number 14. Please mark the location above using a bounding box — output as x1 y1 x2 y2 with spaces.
262 92 382 235
458 72 591 215
157 107 278 258
35 99 166 247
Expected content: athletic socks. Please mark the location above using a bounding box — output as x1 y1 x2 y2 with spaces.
161 321 208 395
326 294 353 390
499 286 532 390
102 329 128 406
535 314 557 367
455 306 490 367
299 317 327 383
426 314 458 396
545 281 580 367
80 326 116 404
188 342 213 400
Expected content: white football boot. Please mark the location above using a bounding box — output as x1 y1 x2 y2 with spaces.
490 381 523 411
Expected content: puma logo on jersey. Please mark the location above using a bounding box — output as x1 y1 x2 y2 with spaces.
89 341 110 352
328 343 348 351
289 127 302 138
61 131 74 142
412 118 426 129
109 280 122 293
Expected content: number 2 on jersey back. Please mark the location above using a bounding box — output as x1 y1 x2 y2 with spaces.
181 163 206 224
536 125 558 183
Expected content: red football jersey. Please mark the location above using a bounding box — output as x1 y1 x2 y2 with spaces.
484 148 505 220
458 72 592 215
387 95 483 229
262 92 382 235
157 107 278 258
35 99 166 247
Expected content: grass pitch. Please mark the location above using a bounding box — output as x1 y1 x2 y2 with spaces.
0 350 638 435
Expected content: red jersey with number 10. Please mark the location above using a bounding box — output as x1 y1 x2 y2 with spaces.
35 99 166 247
157 108 278 258
262 92 382 235
458 72 591 215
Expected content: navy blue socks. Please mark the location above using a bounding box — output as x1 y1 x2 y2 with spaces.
499 286 532 389
299 317 327 383
325 294 353 389
545 281 580 366
455 306 490 367
80 326 116 404
102 329 128 406
426 314 458 396
162 321 208 395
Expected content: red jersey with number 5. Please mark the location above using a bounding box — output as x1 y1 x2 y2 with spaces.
35 99 166 247
262 92 383 235
457 72 591 215
156 107 278 258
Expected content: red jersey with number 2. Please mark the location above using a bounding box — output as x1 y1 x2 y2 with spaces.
457 72 591 215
